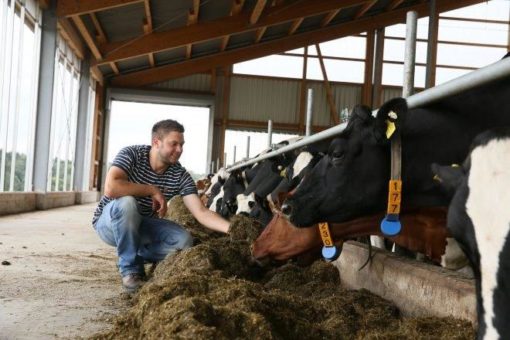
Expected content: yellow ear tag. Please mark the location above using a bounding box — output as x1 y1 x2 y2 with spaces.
386 120 396 139
280 168 287 177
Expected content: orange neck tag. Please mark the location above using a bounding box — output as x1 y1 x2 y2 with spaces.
387 179 402 215
318 222 334 247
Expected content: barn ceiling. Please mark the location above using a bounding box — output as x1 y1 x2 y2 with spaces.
55 0 485 87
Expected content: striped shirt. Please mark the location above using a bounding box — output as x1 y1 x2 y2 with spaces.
92 145 197 227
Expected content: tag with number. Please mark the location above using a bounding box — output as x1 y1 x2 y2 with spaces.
387 179 402 215
318 222 334 247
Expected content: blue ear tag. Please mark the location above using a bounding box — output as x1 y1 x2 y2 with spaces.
322 245 341 262
380 214 402 236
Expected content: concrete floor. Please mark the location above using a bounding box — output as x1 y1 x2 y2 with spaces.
0 204 129 339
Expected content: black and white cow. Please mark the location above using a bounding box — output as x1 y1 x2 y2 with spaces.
432 127 510 339
282 69 510 228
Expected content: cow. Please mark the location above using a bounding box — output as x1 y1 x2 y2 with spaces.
432 127 510 340
282 75 510 228
252 207 459 267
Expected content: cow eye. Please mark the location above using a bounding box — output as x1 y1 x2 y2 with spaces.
331 150 344 160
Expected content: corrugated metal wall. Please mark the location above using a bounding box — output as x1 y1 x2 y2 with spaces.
229 76 300 124
150 73 212 92
381 87 403 104
308 82 362 126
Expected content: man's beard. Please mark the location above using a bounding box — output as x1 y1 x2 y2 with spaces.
159 151 179 165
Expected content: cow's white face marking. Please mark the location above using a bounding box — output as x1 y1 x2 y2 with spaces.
236 192 255 215
292 152 313 179
209 186 224 212
465 138 510 339
205 168 229 196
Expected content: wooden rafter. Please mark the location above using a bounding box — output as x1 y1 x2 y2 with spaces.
91 65 104 85
315 44 339 125
110 62 120 75
110 0 485 86
250 0 267 25
143 0 155 66
186 0 201 59
321 9 340 27
99 0 360 65
288 17 304 35
254 27 267 43
57 0 144 17
354 0 377 19
90 13 107 45
221 0 246 52
386 0 405 11
71 15 102 61
57 18 86 59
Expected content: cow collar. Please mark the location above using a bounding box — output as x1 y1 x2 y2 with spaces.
380 111 403 237
318 222 341 261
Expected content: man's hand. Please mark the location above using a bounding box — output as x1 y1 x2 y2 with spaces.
151 187 167 218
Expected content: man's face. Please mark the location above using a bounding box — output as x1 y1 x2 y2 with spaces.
154 131 185 165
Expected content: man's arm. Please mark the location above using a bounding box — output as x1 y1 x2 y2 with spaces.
104 166 167 217
182 194 230 233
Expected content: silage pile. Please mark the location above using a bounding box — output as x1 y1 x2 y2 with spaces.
92 196 475 340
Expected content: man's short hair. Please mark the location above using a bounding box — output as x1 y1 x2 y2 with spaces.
152 119 185 140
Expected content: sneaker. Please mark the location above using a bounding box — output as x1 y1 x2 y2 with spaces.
122 273 145 292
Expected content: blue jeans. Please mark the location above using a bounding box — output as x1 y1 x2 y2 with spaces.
94 196 193 277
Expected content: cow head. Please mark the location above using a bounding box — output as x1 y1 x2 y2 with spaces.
282 98 408 227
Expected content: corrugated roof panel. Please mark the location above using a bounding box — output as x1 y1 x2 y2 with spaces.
228 31 257 50
97 3 145 42
229 76 300 124
192 39 222 58
263 22 292 41
150 73 212 92
151 0 189 30
154 47 186 65
116 55 149 73
199 0 232 21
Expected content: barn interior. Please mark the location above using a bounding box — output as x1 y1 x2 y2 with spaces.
1 0 508 337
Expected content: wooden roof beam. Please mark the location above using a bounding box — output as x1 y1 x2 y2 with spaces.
110 0 484 87
288 17 304 35
89 13 107 45
221 0 246 52
321 9 340 27
250 0 267 25
99 0 362 65
57 0 144 17
143 0 155 66
386 0 404 11
57 18 86 59
255 27 267 43
354 0 377 19
186 0 200 59
71 15 102 61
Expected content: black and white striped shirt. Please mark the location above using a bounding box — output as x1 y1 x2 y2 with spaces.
92 145 197 227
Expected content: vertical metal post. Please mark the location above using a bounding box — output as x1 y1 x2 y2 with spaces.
33 0 58 192
74 58 90 191
305 88 313 136
425 0 438 88
403 11 418 97
216 157 220 171
224 152 227 167
267 120 273 148
233 145 237 164
210 161 214 174
246 135 250 159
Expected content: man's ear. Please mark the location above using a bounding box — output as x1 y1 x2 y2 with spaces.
431 163 466 198
373 97 408 143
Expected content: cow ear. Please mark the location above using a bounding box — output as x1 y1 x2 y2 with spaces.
374 97 408 142
248 201 255 209
431 163 465 198
218 176 226 185
346 105 373 131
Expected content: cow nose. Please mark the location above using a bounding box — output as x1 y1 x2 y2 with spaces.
281 204 292 216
